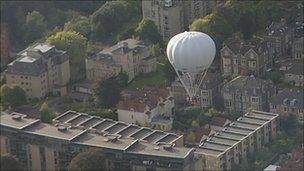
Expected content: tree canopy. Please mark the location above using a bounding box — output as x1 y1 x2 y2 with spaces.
39 102 54 123
22 11 47 44
190 13 233 47
64 15 91 38
135 18 162 44
0 84 27 109
68 149 106 171
46 31 88 82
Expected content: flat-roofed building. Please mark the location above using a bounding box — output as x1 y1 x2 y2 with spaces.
5 43 70 99
142 0 214 40
1 110 196 171
195 110 279 170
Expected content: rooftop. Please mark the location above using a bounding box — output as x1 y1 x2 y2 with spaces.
0 112 40 130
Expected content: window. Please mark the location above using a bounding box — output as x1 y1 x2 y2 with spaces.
251 97 258 103
284 107 288 112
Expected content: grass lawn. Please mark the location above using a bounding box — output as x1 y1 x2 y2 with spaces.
126 71 168 90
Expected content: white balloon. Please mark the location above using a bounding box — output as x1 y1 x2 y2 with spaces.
167 31 216 73
166 31 216 99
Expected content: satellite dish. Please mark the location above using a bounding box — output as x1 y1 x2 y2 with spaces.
166 31 216 100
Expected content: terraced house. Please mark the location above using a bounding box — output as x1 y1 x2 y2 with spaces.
5 43 70 99
222 75 276 113
221 35 270 77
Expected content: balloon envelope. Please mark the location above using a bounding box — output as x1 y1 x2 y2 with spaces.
166 31 216 73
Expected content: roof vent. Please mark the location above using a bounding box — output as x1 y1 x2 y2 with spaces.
283 98 289 106
154 146 160 150
163 144 173 151
12 114 22 121
57 126 68 132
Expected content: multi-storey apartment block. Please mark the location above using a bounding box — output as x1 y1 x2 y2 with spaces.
221 35 270 77
196 110 279 170
0 110 280 171
222 75 276 113
0 110 196 171
5 43 70 99
117 87 174 131
142 0 214 40
86 39 156 82
270 89 304 124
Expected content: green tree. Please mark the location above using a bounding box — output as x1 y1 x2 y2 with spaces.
191 119 200 128
68 149 106 171
135 18 162 44
46 31 88 81
151 43 161 57
186 131 196 143
90 1 136 41
64 15 91 38
22 11 47 44
93 77 122 108
206 108 220 117
190 13 233 47
0 154 23 171
268 71 282 85
280 114 297 136
39 102 54 123
161 58 176 82
0 84 27 109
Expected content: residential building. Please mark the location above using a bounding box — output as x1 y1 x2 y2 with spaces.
171 72 222 109
292 4 304 59
0 110 194 171
5 43 70 99
117 87 174 131
292 37 304 59
0 23 11 69
86 39 156 82
222 75 275 113
142 0 214 40
221 35 270 77
262 19 293 59
196 110 279 170
270 88 304 124
0 110 279 171
279 60 304 87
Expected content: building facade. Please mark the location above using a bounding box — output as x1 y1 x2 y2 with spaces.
5 43 70 99
221 35 270 77
117 87 174 131
222 76 276 113
0 23 11 69
0 110 195 171
86 39 157 82
279 60 304 87
142 0 214 40
270 89 304 124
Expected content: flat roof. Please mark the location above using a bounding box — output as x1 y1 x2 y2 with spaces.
104 122 128 134
80 117 102 128
24 123 85 141
157 134 180 144
246 111 276 120
230 122 260 130
201 142 230 151
0 112 39 130
143 131 167 143
93 120 115 131
222 126 253 135
67 114 91 126
74 132 136 150
209 137 239 146
127 141 193 159
195 148 223 156
54 111 79 123
117 125 141 138
130 128 153 139
216 131 246 141
237 117 267 125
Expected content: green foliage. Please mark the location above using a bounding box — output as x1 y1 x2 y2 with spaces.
46 31 88 82
22 11 47 44
161 58 176 82
191 119 200 128
0 154 23 171
190 13 233 47
151 43 162 57
39 102 54 123
90 1 137 41
206 108 220 117
135 18 162 44
0 84 27 109
68 149 106 171
93 77 122 108
64 15 91 38
280 114 297 136
126 71 167 90
186 131 196 143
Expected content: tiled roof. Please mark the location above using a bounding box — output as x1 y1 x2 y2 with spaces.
117 86 171 113
270 88 304 109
